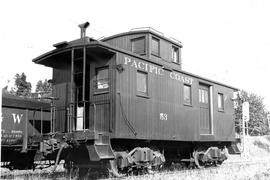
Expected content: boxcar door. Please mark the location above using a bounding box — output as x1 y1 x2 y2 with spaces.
199 84 211 134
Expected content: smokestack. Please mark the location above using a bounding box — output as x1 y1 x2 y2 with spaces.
78 22 90 39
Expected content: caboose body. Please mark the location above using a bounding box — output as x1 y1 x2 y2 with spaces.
31 25 238 174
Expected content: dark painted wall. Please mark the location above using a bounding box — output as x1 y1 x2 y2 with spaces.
103 32 182 70
114 53 235 142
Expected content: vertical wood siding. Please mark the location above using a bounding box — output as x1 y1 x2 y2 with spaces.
88 52 116 133
114 52 235 142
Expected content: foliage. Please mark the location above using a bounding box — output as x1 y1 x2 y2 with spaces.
13 73 32 97
235 90 270 136
35 79 52 98
2 74 52 99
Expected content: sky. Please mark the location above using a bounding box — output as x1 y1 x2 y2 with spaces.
1 0 270 110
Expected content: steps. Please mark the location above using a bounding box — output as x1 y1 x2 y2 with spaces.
86 133 115 161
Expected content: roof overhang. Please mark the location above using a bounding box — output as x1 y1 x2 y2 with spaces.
33 41 115 68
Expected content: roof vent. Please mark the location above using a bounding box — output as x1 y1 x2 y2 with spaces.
130 27 164 36
78 22 90 39
53 41 68 48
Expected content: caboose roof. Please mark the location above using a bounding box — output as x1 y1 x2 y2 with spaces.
101 28 183 48
33 36 238 91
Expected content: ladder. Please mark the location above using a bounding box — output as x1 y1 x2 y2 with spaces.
70 47 87 131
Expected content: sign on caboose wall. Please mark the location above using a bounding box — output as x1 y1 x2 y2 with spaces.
124 57 193 85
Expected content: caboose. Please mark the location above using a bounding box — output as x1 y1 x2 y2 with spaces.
32 22 238 176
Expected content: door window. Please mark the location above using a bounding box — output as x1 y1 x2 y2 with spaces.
95 66 109 92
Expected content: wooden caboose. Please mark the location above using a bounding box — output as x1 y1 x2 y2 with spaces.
33 23 238 174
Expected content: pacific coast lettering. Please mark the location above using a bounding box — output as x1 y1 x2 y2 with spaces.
124 57 165 75
124 57 193 85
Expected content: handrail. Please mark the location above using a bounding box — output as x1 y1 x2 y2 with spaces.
118 93 137 136
67 107 70 133
93 103 96 133
32 110 36 135
40 107 43 135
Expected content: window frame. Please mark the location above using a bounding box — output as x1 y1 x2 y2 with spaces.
217 93 225 111
171 45 180 64
94 66 109 94
183 84 192 106
151 36 160 57
131 36 146 55
136 70 149 98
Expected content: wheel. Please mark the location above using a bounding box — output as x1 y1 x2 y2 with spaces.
193 151 205 169
107 160 124 178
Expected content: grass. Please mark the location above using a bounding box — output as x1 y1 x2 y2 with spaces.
2 158 270 180
108 160 270 180
3 136 270 179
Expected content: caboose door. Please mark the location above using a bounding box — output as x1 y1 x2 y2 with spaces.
199 84 211 134
89 65 111 133
88 53 115 134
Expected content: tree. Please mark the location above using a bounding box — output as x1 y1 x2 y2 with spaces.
35 79 52 98
14 73 32 97
235 90 270 136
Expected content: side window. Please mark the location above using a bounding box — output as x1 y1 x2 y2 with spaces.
218 93 224 111
95 66 109 92
151 37 160 56
131 37 146 55
136 71 148 96
199 89 209 104
184 84 192 105
172 46 179 63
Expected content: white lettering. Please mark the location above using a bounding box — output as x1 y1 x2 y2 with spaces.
145 63 148 71
149 65 157 74
12 114 23 124
160 113 168 121
11 130 23 133
138 62 144 70
169 72 175 79
131 60 138 68
123 56 193 85
124 57 131 65
158 68 165 75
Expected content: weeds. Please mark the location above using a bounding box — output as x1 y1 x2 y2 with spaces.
253 140 270 152
3 136 270 179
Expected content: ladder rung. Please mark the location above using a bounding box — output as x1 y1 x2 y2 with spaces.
74 57 83 61
74 72 83 75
